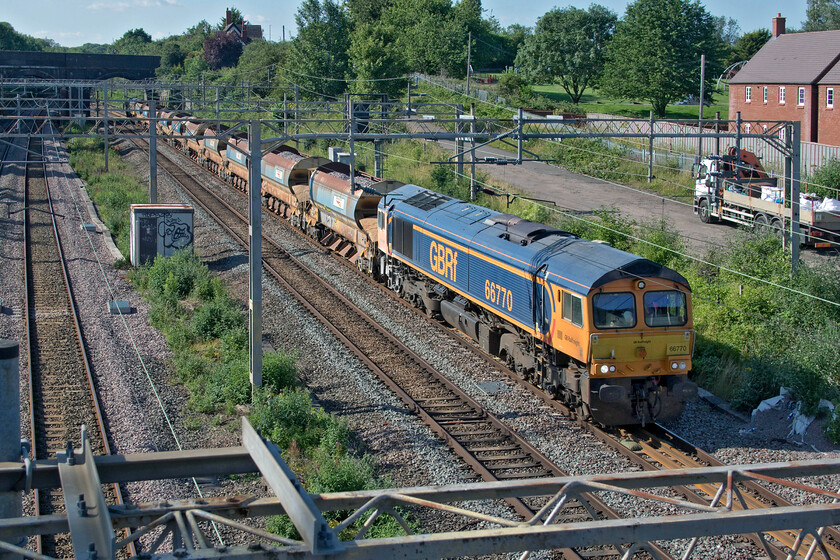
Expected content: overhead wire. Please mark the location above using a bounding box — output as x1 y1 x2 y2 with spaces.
264 76 840 299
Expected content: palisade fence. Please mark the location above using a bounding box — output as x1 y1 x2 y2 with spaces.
415 74 840 182
587 113 840 181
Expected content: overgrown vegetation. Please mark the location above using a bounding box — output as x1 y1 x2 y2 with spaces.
129 250 416 539
63 143 414 540
66 136 148 256
346 131 840 440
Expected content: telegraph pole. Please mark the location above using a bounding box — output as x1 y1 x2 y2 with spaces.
698 54 706 163
466 31 472 97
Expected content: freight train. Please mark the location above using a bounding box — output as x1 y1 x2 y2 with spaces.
128 101 697 425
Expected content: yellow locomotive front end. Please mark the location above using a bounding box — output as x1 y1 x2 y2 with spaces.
583 277 697 424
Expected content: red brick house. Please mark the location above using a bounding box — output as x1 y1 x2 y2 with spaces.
729 14 840 145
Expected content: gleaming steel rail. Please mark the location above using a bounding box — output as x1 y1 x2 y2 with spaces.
131 134 679 560
22 134 128 557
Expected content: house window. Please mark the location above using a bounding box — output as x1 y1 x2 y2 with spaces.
779 86 786 103
780 126 787 144
745 86 752 102
763 87 768 103
828 88 834 108
744 123 751 134
798 87 806 106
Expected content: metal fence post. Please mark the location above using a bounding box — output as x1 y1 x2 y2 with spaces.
791 122 801 271
0 340 22 559
150 106 158 204
648 111 654 183
103 83 109 172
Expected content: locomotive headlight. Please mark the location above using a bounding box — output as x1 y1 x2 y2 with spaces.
637 280 646 290
671 362 679 370
600 365 609 374
679 362 687 370
609 365 616 372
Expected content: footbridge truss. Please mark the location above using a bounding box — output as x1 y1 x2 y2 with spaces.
1 417 839 560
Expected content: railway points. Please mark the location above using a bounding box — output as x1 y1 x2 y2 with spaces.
1 81 840 554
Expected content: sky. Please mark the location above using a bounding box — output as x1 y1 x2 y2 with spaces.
5 0 808 48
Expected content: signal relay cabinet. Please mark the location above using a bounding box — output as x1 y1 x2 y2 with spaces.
129 204 195 266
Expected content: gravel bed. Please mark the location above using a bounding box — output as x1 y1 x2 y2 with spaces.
124 140 538 553
0 136 33 542
210 152 840 558
9 129 836 558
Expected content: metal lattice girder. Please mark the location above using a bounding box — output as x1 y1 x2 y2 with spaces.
240 418 343 555
56 426 115 560
1 425 840 559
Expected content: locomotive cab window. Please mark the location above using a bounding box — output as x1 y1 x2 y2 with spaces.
562 291 583 327
378 209 385 230
593 292 636 329
644 291 687 327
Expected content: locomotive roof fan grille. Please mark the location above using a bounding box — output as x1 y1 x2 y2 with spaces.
404 190 452 210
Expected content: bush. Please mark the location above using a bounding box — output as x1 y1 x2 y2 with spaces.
191 296 245 341
251 389 346 452
808 158 840 200
263 351 300 393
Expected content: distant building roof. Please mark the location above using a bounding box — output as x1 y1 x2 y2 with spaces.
730 30 840 85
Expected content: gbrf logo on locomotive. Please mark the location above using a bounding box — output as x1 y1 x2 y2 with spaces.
429 240 458 283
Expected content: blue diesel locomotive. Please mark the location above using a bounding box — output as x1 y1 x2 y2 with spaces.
377 184 697 425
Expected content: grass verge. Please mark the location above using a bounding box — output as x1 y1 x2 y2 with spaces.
65 141 416 539
66 137 148 257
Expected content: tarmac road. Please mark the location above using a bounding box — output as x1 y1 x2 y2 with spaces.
433 137 735 256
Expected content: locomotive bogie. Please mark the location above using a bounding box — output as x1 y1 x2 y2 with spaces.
131 107 697 426
379 184 697 425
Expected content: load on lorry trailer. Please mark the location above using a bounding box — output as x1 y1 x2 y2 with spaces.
693 148 840 247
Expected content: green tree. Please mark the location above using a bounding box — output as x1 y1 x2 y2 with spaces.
219 7 244 29
288 0 351 99
714 16 741 45
346 0 393 24
158 41 186 74
600 0 723 116
232 40 291 96
0 22 54 51
803 0 840 31
382 0 485 78
111 28 152 55
515 5 616 103
348 21 408 98
727 29 771 66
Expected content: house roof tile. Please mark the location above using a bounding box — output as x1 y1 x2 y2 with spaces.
730 30 840 85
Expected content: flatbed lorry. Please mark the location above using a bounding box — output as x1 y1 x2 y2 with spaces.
693 148 840 248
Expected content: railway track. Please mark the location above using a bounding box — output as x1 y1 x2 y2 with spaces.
614 425 840 559
23 135 126 557
131 135 680 560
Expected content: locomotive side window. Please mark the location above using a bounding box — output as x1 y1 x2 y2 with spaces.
378 209 385 230
593 292 636 329
643 290 687 327
562 291 583 327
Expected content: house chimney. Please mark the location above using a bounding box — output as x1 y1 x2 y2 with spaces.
772 13 786 38
226 8 231 27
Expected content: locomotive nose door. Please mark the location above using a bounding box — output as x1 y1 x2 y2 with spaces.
534 265 550 340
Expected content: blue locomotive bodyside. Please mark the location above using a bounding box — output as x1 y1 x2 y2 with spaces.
385 184 558 333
